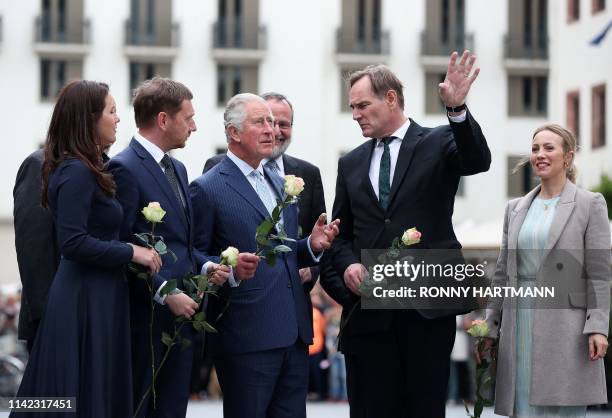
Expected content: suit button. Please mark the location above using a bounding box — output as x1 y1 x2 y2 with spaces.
287 281 292 288
384 219 391 224
556 263 563 271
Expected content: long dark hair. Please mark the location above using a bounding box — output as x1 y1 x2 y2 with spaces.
41 80 115 207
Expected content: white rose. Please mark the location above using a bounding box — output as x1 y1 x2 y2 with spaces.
141 202 166 223
284 175 305 197
221 246 239 268
401 227 421 246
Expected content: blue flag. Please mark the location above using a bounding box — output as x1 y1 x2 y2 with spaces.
590 19 612 45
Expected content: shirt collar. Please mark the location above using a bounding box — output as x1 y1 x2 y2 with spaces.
134 132 166 164
376 118 411 146
227 150 264 178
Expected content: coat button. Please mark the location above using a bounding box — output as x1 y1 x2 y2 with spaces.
384 219 391 224
556 263 563 270
287 281 292 288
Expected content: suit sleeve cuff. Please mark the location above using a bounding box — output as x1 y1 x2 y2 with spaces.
202 262 241 287
448 111 467 123
307 235 324 262
153 280 168 305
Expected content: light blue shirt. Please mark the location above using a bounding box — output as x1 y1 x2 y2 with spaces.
200 150 322 286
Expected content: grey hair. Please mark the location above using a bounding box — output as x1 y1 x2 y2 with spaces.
223 93 268 143
261 92 294 123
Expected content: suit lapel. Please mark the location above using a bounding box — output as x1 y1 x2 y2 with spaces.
387 120 424 209
282 155 299 177
541 181 577 262
359 140 382 210
219 157 270 221
130 139 189 232
506 185 540 278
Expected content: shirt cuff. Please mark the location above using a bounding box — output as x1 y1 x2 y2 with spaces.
202 261 241 288
153 280 168 305
448 112 467 123
307 235 324 262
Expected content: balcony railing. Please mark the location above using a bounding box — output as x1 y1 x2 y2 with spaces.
124 20 180 47
420 30 474 56
504 35 548 60
35 16 91 44
212 18 267 50
336 28 390 55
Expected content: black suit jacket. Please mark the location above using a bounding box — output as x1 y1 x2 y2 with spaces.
203 152 327 292
13 149 60 342
321 112 491 349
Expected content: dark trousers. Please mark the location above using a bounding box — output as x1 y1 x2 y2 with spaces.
215 341 309 418
344 310 456 418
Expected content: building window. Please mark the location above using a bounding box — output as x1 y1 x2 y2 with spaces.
40 59 65 100
592 84 606 149
566 91 580 146
567 0 580 22
215 146 227 155
508 75 548 117
217 65 258 107
425 73 447 115
340 67 362 113
40 59 83 101
507 156 537 197
129 62 171 98
592 0 606 13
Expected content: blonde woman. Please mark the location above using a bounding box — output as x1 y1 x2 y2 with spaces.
484 124 610 417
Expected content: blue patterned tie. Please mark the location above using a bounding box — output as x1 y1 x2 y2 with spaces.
250 170 277 216
378 137 394 210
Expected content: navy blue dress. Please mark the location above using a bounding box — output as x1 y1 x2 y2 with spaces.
12 159 134 418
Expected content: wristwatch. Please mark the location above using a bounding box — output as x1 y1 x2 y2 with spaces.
445 103 467 113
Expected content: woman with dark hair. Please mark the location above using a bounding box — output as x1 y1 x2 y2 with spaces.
11 80 162 418
483 124 610 417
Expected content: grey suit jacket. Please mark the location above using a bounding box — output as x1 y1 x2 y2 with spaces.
486 181 611 415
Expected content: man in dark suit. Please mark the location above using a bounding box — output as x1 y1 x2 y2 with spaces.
203 92 327 290
108 77 229 418
190 93 339 418
13 149 60 352
321 51 491 418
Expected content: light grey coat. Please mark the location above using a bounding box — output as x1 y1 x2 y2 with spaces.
485 181 611 417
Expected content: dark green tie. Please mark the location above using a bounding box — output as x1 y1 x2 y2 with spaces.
379 136 393 210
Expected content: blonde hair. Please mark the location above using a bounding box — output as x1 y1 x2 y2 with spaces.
513 123 578 183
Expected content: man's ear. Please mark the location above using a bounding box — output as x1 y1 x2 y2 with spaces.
156 112 168 130
385 89 398 108
228 126 241 143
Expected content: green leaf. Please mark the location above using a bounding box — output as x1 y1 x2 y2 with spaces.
197 275 208 292
160 280 178 297
202 321 218 333
193 321 204 332
273 245 292 254
265 252 276 267
256 219 274 237
391 237 400 248
136 272 149 280
272 206 281 220
181 338 192 349
194 311 206 322
256 235 272 247
482 376 493 390
154 240 168 254
161 332 174 347
474 401 483 418
277 235 296 243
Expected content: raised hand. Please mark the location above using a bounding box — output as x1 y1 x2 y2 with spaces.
438 50 480 108
310 214 341 253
